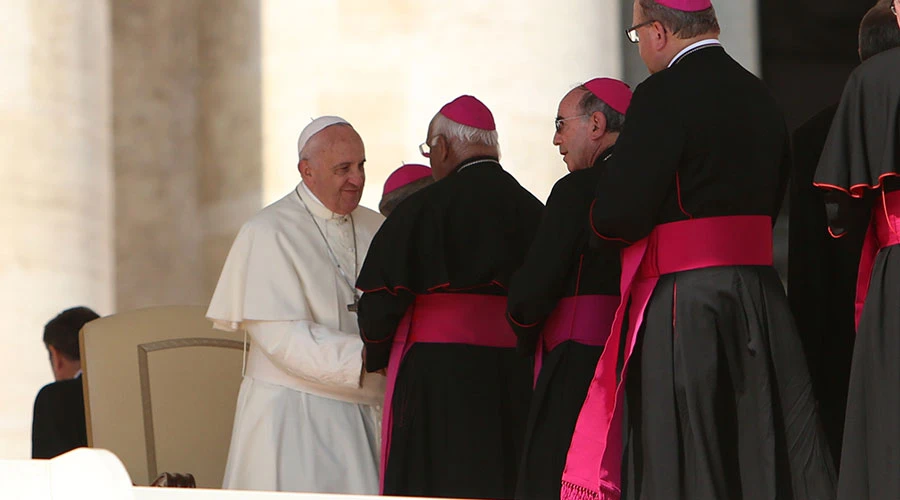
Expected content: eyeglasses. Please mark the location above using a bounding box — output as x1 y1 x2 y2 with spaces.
420 135 444 158
555 114 589 133
625 20 658 43
419 136 441 158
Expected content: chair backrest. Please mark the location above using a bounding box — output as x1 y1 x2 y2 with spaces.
80 306 245 487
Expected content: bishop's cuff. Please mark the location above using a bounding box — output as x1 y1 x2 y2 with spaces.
364 342 391 372
506 311 542 357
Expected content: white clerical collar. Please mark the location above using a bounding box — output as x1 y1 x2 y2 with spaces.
75 370 82 379
668 38 721 68
298 182 349 221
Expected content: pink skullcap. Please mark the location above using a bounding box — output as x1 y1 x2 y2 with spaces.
382 164 432 197
656 0 712 12
583 78 633 115
439 95 496 131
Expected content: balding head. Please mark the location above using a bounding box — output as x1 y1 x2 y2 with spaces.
298 123 366 215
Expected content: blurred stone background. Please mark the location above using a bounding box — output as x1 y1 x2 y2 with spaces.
0 0 872 458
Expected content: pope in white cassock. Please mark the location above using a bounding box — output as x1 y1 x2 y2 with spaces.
207 116 386 493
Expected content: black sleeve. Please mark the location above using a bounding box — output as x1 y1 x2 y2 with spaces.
506 179 583 355
590 80 684 243
823 191 871 238
357 290 414 372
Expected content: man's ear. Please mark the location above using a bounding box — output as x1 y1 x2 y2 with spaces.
590 112 608 140
48 345 63 372
651 21 668 51
436 135 450 162
299 159 316 180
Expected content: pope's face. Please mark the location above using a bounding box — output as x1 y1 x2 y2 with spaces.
301 125 366 215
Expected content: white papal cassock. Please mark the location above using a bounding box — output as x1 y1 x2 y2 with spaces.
207 182 386 493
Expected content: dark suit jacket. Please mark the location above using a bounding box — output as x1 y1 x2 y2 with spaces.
32 377 87 459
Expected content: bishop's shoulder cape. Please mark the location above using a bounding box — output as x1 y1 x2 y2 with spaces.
356 161 543 295
815 47 900 198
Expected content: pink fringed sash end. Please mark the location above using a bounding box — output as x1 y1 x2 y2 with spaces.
561 480 620 500
560 216 774 499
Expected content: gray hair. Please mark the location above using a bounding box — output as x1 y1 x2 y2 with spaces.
576 87 626 133
639 0 719 39
430 113 501 154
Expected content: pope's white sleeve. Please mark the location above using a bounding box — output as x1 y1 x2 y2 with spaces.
244 320 363 389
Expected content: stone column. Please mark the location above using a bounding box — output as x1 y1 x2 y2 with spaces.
261 0 623 207
197 0 264 298
0 0 113 458
716 0 760 74
113 0 262 311
113 0 203 311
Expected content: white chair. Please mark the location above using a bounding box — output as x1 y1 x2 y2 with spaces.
80 306 245 487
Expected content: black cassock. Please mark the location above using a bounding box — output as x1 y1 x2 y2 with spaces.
506 150 621 500
814 47 900 500
589 45 836 499
788 104 857 466
357 157 542 499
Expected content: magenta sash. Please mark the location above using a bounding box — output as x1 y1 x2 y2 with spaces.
379 293 516 493
854 190 900 330
560 215 774 500
533 294 619 386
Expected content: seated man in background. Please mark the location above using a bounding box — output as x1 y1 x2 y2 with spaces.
32 306 100 459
